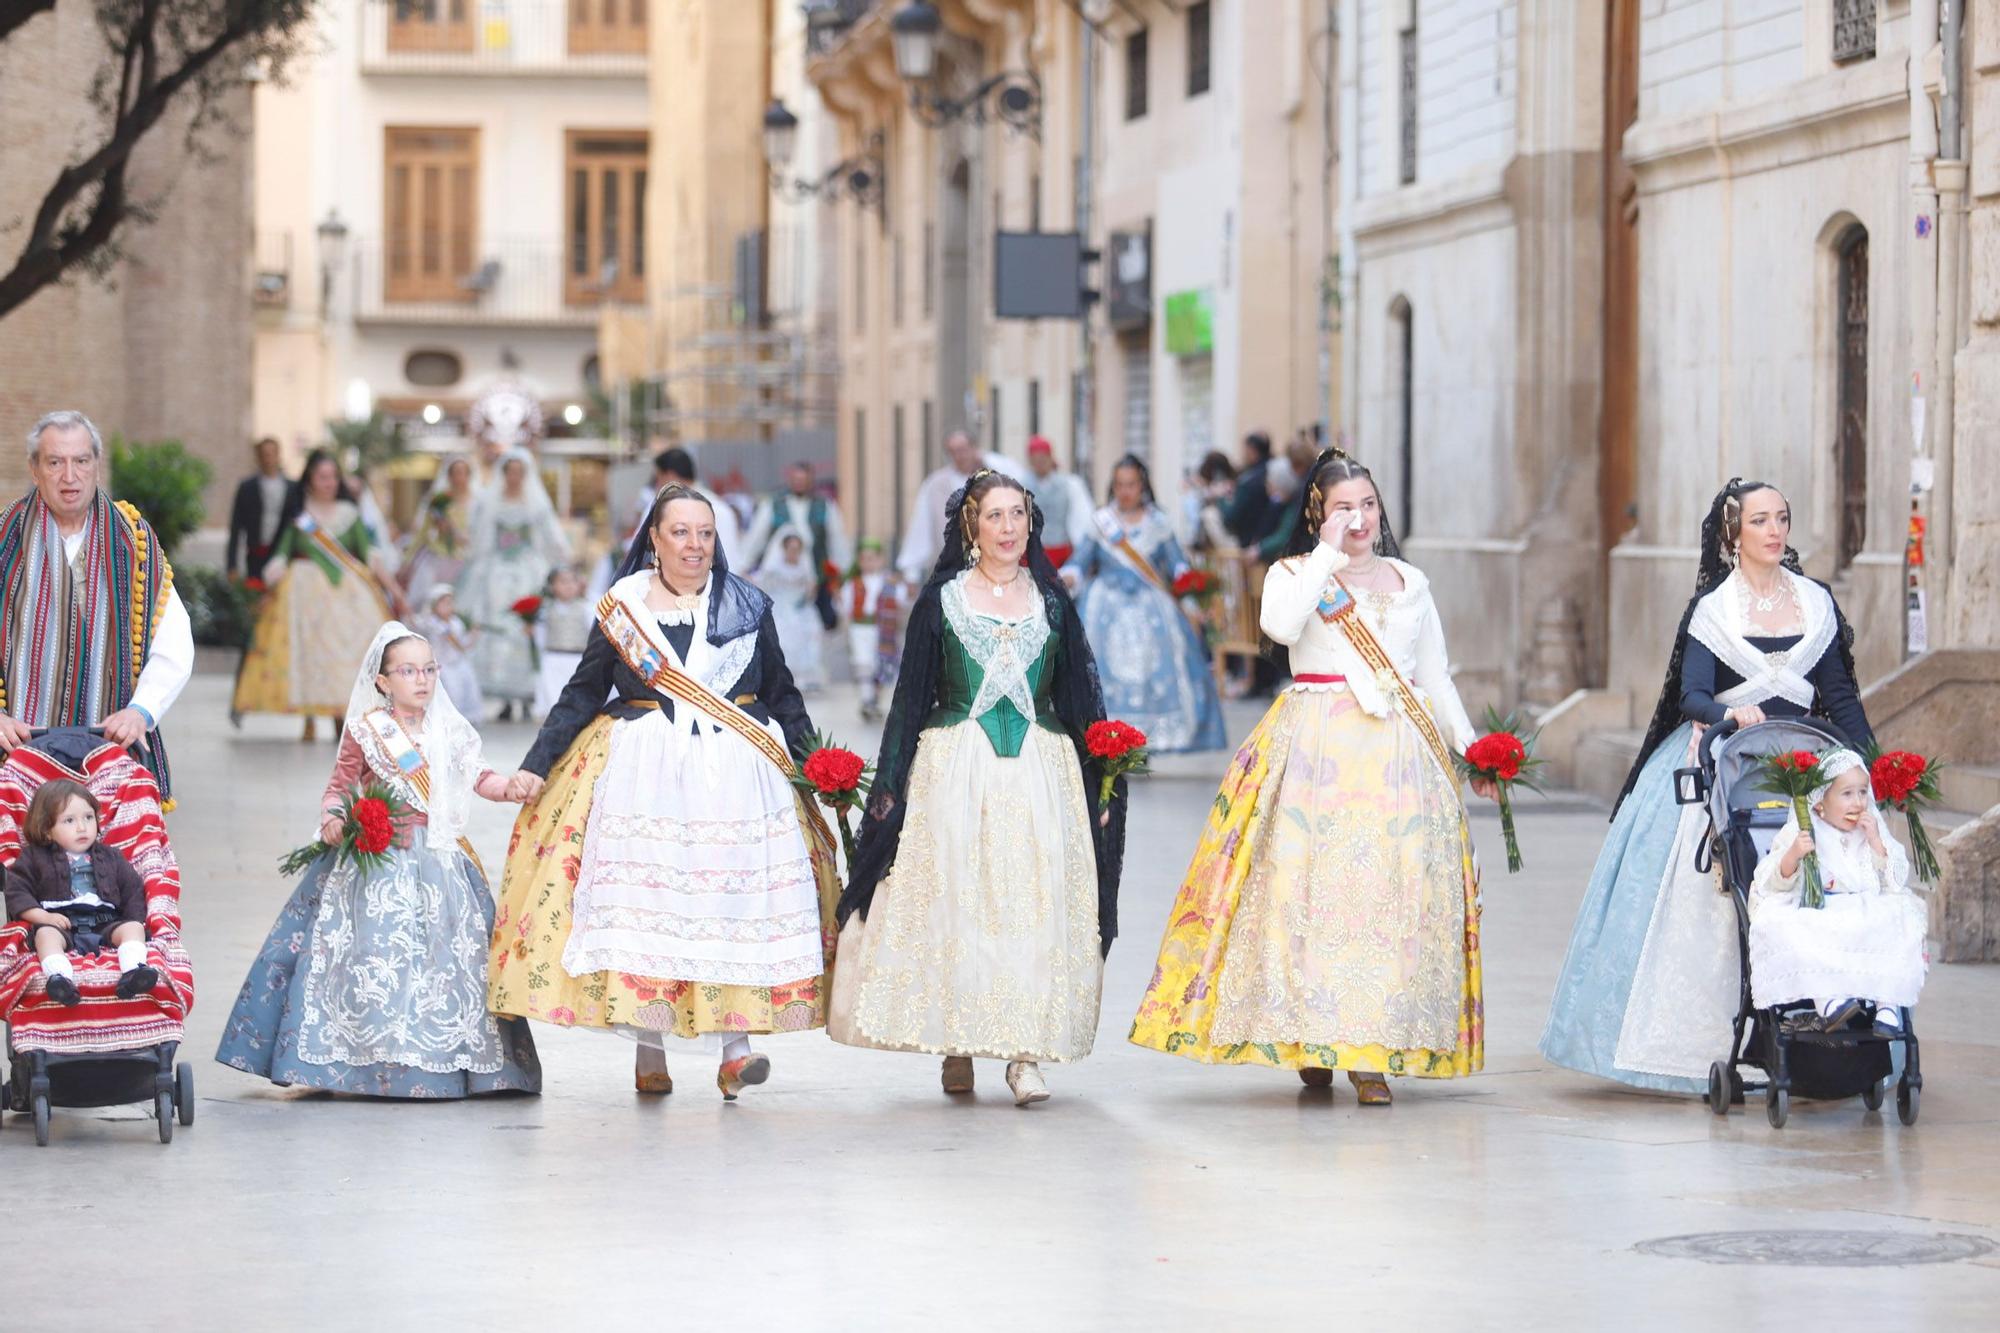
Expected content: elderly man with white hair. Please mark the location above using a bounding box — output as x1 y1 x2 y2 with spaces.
0 411 194 801
895 428 1028 582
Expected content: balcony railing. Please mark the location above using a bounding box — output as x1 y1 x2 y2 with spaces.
347 237 627 326
360 0 648 77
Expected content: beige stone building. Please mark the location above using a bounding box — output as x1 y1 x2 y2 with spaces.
251 0 649 484
0 3 253 509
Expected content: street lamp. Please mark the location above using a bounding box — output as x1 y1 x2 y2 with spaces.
315 209 349 312
761 99 887 214
888 2 1042 140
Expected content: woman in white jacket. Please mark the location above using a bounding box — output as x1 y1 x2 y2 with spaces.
1129 450 1495 1105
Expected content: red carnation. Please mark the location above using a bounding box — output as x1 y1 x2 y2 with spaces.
351 797 395 855
1787 749 1818 772
1086 720 1148 760
511 596 543 619
802 746 867 797
1172 569 1215 599
1870 751 1926 805
1465 733 1527 782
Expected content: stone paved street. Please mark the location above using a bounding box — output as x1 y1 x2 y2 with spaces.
10 673 1999 1328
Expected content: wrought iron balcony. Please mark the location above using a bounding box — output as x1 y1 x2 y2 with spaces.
360 0 648 77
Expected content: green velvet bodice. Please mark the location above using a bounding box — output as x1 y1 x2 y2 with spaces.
926 613 1062 757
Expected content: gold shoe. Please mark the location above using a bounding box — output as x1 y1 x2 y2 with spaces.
1349 1071 1393 1106
717 1052 771 1101
1299 1067 1335 1089
634 1044 673 1096
941 1056 975 1094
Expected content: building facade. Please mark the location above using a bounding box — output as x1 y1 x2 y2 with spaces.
1341 0 1986 728
251 0 649 466
0 2 253 508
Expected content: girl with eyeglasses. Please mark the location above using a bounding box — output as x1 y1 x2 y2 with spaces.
216 623 542 1098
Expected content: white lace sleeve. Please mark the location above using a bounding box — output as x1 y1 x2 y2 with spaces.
1874 809 1916 895
1411 596 1478 752
1749 822 1802 914
1258 544 1346 646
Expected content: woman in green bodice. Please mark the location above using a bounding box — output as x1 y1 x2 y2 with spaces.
830 471 1128 1106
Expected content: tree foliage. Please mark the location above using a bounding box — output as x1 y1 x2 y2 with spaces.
0 0 319 320
108 432 212 557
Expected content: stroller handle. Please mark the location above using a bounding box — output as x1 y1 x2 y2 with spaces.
1696 717 1740 770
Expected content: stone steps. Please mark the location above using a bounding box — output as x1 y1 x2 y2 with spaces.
1940 763 2000 817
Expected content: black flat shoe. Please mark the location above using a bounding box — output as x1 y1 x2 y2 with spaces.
45 975 80 1006
116 965 160 1000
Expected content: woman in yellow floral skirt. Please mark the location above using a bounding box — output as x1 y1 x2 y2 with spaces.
489 487 842 1100
1129 451 1495 1104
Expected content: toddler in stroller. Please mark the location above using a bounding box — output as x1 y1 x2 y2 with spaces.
7 779 159 1005
1748 747 1927 1038
0 728 195 1145
1682 718 1923 1127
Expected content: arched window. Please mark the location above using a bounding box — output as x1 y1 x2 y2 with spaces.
1834 224 1868 570
1389 296 1414 537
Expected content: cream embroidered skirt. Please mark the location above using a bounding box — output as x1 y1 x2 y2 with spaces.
829 720 1103 1062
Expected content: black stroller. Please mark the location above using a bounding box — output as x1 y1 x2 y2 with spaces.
1675 717 1920 1129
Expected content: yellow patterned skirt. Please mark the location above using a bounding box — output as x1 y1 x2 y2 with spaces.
232 561 391 719
1129 685 1483 1077
486 714 842 1037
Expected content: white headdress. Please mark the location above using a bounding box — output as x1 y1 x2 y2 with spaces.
342 621 488 843
1806 747 1911 896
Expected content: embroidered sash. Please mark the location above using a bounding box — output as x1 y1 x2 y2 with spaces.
594 592 840 862
1315 576 1458 785
1094 509 1201 632
355 707 486 875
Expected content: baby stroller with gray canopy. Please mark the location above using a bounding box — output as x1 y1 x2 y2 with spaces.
1674 716 1919 1129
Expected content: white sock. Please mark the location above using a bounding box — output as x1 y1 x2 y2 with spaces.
117 940 147 972
41 952 73 980
721 1035 752 1063
1875 1006 1903 1028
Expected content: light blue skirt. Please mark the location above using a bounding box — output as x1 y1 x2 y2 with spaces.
1538 723 1706 1094
217 829 541 1099
1077 575 1227 754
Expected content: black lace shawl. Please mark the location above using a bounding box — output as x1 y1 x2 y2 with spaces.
1611 479 1862 816
837 482 1128 956
613 493 771 645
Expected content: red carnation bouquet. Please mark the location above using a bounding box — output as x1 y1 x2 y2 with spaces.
1171 568 1218 604
791 731 873 865
511 595 543 668
1453 708 1546 873
1755 749 1831 908
1084 719 1149 812
1867 745 1945 886
277 778 416 877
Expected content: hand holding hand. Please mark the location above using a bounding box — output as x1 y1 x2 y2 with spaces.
101 707 148 749
0 712 31 751
505 771 545 804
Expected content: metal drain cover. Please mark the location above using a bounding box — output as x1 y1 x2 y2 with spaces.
1636 1230 1995 1267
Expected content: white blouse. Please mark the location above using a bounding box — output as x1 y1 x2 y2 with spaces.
1259 544 1478 751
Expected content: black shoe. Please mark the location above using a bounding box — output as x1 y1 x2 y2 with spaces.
1821 997 1866 1031
44 974 80 1006
116 965 160 1000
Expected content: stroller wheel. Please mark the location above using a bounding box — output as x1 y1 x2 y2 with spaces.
1896 1077 1920 1126
1766 1086 1789 1129
1707 1062 1731 1116
155 1088 174 1144
1861 1079 1885 1112
176 1063 195 1127
31 1091 50 1147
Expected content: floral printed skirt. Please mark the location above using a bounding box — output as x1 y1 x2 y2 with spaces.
1129 685 1483 1078
232 560 390 720
487 714 840 1037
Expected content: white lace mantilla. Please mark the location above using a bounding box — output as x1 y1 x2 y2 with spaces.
942 574 1050 724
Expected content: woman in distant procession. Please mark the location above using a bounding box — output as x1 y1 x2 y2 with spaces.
459 448 570 719
232 447 399 737
1063 455 1227 753
1129 450 1492 1105
1540 478 1874 1092
829 470 1127 1107
488 486 842 1100
400 455 478 605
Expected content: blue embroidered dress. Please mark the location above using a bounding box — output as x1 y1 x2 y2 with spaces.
1065 506 1226 753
